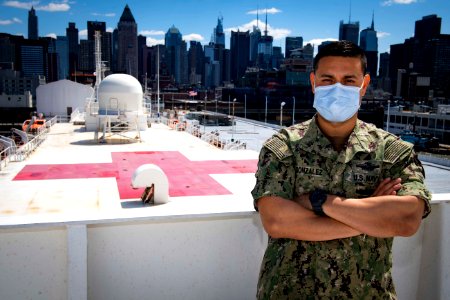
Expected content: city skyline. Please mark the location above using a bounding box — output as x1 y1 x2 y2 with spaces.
0 0 449 54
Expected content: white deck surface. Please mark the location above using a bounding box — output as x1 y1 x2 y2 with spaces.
0 121 273 227
0 119 449 227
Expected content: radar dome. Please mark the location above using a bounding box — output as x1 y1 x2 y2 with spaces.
98 74 143 114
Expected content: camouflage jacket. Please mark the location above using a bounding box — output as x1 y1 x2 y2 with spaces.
251 117 431 299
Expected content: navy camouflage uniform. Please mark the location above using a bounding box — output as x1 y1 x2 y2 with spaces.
251 117 431 299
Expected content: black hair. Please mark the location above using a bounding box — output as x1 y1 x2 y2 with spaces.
313 40 367 75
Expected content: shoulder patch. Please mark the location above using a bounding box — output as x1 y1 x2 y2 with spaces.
384 139 412 163
264 136 293 161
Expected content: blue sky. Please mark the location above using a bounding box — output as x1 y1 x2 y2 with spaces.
0 0 449 54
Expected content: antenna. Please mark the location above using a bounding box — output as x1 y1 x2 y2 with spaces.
256 4 259 29
94 31 102 88
371 10 375 30
264 8 268 36
349 0 352 23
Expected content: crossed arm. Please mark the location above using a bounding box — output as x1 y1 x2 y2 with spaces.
257 178 425 241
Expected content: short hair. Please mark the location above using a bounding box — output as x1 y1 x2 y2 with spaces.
313 40 367 75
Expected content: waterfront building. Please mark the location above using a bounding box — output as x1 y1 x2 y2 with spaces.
385 104 450 144
283 43 313 86
285 36 303 58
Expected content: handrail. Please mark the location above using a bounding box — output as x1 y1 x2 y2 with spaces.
0 146 11 170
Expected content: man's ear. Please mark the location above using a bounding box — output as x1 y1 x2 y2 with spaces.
310 72 315 93
361 74 371 96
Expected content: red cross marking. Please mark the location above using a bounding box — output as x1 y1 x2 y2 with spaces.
13 151 258 199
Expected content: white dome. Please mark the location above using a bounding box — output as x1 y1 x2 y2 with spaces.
98 74 143 114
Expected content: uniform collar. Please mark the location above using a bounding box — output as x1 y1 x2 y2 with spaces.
296 116 376 163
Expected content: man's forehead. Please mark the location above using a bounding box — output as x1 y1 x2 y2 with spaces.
315 56 364 76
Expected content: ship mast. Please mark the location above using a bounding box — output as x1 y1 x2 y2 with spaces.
157 45 160 116
94 31 102 100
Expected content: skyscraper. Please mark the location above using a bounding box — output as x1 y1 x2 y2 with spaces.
230 30 250 83
213 16 225 46
138 34 147 83
116 5 138 78
66 22 79 79
359 13 378 76
339 20 359 45
415 14 441 42
388 14 450 99
210 16 230 85
257 11 273 69
165 25 188 84
188 41 204 85
249 25 261 66
28 6 38 40
249 10 261 67
379 52 390 78
20 42 46 78
55 36 69 80
285 37 303 58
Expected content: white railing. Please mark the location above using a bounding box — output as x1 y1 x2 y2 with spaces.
0 115 66 166
14 126 49 161
0 146 11 170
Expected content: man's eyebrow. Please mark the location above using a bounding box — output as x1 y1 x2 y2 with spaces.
317 74 335 78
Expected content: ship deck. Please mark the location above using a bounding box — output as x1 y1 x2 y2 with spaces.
0 119 449 300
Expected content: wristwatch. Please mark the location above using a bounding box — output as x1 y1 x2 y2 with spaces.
309 189 328 216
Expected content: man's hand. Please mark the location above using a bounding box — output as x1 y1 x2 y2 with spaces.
294 178 402 211
372 178 402 196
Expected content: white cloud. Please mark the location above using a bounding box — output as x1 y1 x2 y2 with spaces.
139 30 165 36
225 19 291 41
305 38 338 55
37 2 70 12
0 17 22 25
3 1 71 12
247 7 282 15
183 33 204 42
377 31 391 38
3 1 38 9
146 37 164 46
91 12 115 17
79 29 87 37
106 27 113 33
381 0 417 6
45 32 56 39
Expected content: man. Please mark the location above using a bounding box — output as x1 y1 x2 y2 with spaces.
251 41 431 299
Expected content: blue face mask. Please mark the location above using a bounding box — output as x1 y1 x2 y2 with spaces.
313 82 364 123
